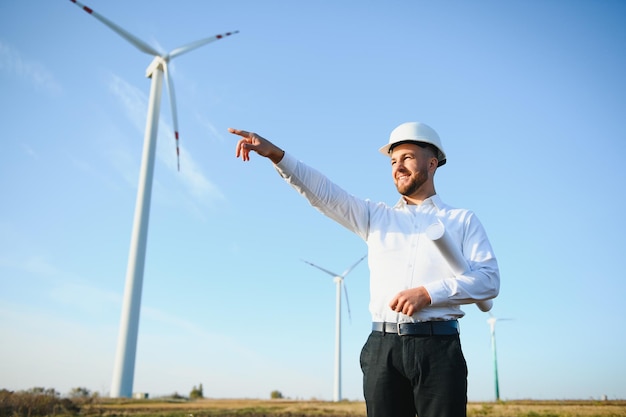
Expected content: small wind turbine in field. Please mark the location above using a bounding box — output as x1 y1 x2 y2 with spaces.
302 254 367 402
487 312 513 402
68 0 238 398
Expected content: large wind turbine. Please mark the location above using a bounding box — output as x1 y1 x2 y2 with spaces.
68 0 238 398
487 313 513 401
302 254 367 402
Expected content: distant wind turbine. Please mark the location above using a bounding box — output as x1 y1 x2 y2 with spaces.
487 313 513 402
68 0 238 398
302 254 367 402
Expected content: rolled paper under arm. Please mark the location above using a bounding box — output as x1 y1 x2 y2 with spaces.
425 221 493 312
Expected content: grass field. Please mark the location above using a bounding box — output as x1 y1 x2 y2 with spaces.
3 393 626 417
77 398 626 417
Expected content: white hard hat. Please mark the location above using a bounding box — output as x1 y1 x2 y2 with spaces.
379 122 447 167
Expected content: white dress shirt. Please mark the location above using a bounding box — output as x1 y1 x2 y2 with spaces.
275 152 500 323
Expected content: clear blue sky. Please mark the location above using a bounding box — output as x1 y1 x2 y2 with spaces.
1 0 625 402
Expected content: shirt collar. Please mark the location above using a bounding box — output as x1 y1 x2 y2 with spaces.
394 194 443 210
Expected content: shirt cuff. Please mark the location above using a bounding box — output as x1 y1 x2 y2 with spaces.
423 281 449 307
274 151 297 176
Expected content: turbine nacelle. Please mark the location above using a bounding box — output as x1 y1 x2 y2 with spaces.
487 312 514 333
146 56 166 77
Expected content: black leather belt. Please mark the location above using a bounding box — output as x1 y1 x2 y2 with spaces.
372 320 459 336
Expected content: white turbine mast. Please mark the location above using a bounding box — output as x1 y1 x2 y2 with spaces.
68 0 238 398
302 254 367 402
487 312 513 402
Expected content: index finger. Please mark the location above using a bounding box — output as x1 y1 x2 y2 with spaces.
228 127 250 138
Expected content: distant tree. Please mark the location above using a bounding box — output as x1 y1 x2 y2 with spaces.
1 388 78 416
189 383 204 399
171 392 185 400
270 390 284 399
69 387 91 398
26 387 59 397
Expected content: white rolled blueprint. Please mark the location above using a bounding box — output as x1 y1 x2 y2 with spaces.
425 221 493 312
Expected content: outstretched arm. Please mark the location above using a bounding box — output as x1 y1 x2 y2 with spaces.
230 127 371 240
228 128 285 164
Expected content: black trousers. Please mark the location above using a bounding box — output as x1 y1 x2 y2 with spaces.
360 331 468 417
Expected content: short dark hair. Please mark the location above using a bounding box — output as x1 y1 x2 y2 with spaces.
389 140 438 159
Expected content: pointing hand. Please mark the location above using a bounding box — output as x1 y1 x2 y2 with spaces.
228 128 285 164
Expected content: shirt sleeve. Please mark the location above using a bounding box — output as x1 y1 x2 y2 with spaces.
274 152 371 240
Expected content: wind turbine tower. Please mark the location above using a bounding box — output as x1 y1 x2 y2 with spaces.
68 1 238 398
302 255 366 402
487 313 512 402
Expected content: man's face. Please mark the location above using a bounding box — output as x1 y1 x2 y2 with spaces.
390 143 434 197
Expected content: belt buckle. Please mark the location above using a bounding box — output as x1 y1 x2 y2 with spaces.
396 323 406 336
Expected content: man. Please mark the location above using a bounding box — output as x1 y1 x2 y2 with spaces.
229 122 500 417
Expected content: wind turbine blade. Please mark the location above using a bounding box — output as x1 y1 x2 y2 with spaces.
69 0 161 56
163 62 180 171
342 280 352 323
340 254 367 277
488 312 515 322
168 31 240 59
301 259 339 278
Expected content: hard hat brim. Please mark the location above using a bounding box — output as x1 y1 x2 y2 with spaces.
379 140 447 167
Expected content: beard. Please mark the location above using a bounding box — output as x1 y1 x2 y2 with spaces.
395 169 429 197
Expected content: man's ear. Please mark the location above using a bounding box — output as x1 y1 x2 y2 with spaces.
429 156 439 172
